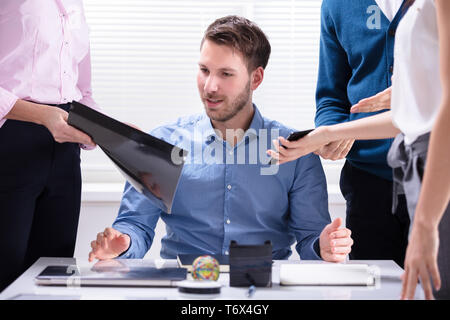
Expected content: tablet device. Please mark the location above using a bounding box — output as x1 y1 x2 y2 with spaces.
35 265 187 287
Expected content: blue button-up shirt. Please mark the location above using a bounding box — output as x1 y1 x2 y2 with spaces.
113 105 331 260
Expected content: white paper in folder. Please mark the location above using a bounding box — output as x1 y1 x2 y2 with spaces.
280 264 378 286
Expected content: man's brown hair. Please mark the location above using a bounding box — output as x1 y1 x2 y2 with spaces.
201 15 271 72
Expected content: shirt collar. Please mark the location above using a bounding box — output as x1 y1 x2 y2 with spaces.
198 104 264 143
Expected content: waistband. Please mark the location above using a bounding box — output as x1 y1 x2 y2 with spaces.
26 100 72 110
387 132 430 229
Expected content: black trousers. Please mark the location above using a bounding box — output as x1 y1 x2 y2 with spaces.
340 161 410 268
0 104 81 292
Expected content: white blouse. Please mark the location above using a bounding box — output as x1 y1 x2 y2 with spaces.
375 0 404 21
391 0 441 145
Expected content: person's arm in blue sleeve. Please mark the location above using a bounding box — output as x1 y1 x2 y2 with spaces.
288 153 331 260
112 181 162 259
315 0 352 128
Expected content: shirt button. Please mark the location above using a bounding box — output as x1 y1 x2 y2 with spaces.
388 29 395 37
226 219 231 224
389 65 394 73
225 251 229 255
227 184 232 190
229 150 233 155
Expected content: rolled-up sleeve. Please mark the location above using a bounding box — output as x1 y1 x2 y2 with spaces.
288 153 331 260
0 87 19 128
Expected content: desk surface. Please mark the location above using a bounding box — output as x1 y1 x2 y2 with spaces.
0 258 423 300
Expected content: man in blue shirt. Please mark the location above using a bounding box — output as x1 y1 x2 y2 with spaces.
313 1 410 267
88 15 353 263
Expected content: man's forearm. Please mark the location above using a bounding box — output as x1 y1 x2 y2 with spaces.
315 103 350 127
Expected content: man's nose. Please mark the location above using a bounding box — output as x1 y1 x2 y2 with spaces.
204 75 219 93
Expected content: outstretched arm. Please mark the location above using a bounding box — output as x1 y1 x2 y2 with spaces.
268 110 399 164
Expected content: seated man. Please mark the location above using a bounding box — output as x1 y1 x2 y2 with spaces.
88 15 353 263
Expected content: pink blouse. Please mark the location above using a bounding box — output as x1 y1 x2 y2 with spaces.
0 0 98 128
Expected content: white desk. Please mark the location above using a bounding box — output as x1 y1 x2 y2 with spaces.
0 258 423 300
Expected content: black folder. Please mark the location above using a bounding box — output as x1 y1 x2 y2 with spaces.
67 101 188 213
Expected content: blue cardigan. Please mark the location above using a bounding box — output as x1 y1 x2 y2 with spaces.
315 0 409 181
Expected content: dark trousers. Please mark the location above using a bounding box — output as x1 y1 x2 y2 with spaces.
340 161 410 268
0 104 81 292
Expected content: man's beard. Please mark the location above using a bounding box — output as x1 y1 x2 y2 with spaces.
204 81 251 122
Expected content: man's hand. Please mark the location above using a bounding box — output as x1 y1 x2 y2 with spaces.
88 227 131 262
319 217 353 262
314 139 355 161
350 87 391 113
41 106 95 146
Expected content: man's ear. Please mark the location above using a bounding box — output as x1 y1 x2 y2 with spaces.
250 66 264 90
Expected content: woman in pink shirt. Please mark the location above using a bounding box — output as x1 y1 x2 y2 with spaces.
0 0 98 291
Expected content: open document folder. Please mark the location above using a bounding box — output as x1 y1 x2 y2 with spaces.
67 101 188 213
